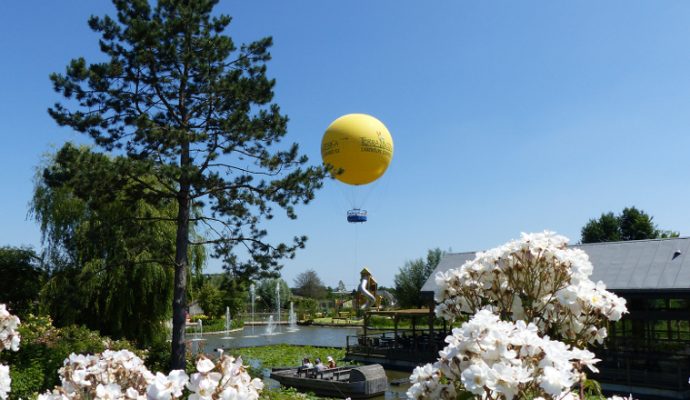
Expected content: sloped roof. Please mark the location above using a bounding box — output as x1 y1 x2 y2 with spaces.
422 237 690 293
420 252 475 293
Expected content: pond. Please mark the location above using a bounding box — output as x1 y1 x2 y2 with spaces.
196 326 412 399
201 325 361 349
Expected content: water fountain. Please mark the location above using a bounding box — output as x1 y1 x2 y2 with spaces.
264 315 276 336
288 301 298 332
195 319 203 340
276 282 281 333
189 318 204 354
245 283 258 338
222 307 233 340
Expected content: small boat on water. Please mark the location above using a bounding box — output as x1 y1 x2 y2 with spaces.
269 364 388 399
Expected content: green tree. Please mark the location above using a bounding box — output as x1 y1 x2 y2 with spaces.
31 144 204 347
218 276 247 319
293 269 327 299
581 206 679 243
48 0 325 368
0 247 45 317
394 248 444 308
256 278 290 311
196 282 224 319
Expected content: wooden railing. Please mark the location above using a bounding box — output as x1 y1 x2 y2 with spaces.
346 329 445 363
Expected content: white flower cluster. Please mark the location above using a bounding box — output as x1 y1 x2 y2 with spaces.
408 310 600 400
408 232 632 400
38 351 263 400
434 231 627 345
0 304 21 400
187 355 264 400
38 349 166 400
0 304 20 353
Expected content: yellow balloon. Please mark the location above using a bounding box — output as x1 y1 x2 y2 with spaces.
321 114 394 185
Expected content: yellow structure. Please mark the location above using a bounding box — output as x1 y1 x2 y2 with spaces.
357 267 383 310
321 114 394 186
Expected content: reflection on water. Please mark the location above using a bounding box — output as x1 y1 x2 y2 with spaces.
202 325 412 399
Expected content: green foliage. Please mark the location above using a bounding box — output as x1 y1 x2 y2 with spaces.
580 378 604 399
197 318 243 333
581 206 679 243
257 278 291 311
260 387 324 400
295 298 319 319
219 276 248 320
1 314 135 398
48 0 326 368
394 248 444 308
142 337 172 374
31 144 194 347
197 282 224 319
293 269 327 299
0 246 46 317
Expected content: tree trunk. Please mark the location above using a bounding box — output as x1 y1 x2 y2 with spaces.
171 147 191 370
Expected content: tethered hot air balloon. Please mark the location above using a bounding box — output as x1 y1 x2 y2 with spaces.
321 114 393 223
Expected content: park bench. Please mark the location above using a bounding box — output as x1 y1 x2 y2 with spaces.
333 311 351 324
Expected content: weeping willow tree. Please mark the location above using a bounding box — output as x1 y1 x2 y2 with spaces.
31 143 205 346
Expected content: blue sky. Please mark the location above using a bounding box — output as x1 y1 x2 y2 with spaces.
2 1 690 289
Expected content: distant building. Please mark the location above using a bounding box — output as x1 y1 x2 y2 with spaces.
188 300 204 316
422 237 690 400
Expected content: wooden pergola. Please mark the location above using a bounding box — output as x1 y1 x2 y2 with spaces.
345 308 449 369
362 308 445 342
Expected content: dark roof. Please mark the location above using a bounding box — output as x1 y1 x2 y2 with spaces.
422 237 690 293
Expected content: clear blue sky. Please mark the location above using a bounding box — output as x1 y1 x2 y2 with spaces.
2 1 690 290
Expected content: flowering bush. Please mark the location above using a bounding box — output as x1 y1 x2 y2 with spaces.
407 310 600 399
408 231 629 400
37 352 263 400
0 304 21 399
0 302 263 400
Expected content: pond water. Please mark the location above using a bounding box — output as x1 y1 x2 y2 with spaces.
198 325 412 399
202 325 361 349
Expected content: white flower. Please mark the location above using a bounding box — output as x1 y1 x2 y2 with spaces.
410 364 435 383
188 372 221 400
0 364 11 400
146 372 177 400
460 363 490 394
539 366 573 396
125 387 142 399
196 357 216 374
95 383 122 400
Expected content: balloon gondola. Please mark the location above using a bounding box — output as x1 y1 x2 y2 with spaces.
346 209 367 223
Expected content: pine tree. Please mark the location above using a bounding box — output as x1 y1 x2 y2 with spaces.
49 0 325 368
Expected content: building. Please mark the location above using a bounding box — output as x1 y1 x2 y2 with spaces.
421 237 690 399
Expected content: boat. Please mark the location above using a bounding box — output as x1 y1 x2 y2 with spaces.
269 364 388 399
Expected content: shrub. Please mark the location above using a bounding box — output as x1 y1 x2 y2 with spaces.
1 314 135 398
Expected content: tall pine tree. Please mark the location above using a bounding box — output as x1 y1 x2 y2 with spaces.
49 0 325 368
